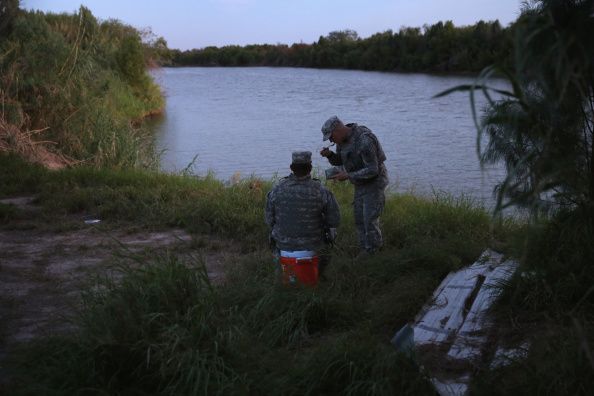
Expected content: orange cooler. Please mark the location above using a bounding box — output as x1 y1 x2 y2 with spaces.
279 250 319 286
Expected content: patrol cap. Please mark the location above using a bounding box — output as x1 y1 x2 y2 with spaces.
321 116 342 141
291 151 312 165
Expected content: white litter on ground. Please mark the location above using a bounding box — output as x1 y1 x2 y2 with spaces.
489 342 530 369
393 249 522 396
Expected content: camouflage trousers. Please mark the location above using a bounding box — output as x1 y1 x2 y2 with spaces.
353 184 386 253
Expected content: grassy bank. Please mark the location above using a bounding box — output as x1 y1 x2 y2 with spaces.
0 153 505 253
0 6 164 168
2 159 592 395
1 153 515 394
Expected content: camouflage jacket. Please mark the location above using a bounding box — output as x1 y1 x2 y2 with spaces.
327 123 388 188
265 174 340 251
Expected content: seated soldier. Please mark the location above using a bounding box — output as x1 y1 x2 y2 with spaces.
265 151 340 280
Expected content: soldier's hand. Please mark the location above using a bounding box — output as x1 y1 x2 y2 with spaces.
324 228 337 244
330 171 349 181
320 148 333 158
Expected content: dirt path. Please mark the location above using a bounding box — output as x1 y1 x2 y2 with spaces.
0 197 241 384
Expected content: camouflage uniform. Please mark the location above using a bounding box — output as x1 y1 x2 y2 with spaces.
324 122 388 253
265 174 340 252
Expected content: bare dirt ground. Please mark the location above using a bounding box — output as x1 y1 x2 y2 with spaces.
0 196 241 385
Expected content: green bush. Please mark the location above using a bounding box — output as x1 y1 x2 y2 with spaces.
0 7 164 168
0 153 47 196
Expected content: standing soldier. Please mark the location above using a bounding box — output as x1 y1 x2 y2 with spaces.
265 151 340 278
319 116 388 256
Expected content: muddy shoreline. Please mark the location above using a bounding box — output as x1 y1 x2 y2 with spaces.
0 196 237 386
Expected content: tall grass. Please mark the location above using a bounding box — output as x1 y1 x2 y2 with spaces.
292 333 435 395
0 7 164 168
0 153 47 196
472 322 594 395
1 153 509 394
7 250 441 395
468 205 594 394
8 255 246 395
1 153 497 253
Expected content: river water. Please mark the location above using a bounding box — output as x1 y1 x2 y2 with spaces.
149 67 506 206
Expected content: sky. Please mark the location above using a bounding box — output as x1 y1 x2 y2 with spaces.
22 0 523 50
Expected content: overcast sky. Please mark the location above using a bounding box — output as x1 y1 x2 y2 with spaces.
22 0 522 50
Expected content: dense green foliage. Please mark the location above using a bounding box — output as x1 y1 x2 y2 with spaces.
0 5 164 167
469 206 594 395
1 153 505 395
432 1 594 393
170 21 513 73
442 1 594 215
0 0 20 36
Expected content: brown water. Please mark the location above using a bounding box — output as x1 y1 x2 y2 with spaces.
150 67 506 206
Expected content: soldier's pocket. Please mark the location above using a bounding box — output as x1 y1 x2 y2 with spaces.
369 194 385 219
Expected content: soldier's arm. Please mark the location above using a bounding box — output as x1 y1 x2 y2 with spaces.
327 153 342 166
321 188 340 229
347 137 380 183
264 190 275 227
327 147 343 166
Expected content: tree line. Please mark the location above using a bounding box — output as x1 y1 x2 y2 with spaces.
168 20 513 73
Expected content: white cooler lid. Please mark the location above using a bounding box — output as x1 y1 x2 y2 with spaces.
280 250 316 258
